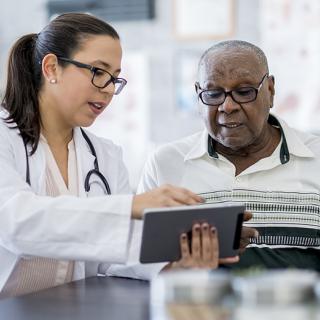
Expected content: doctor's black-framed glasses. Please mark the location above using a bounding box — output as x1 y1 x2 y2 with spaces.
195 73 269 106
57 57 127 95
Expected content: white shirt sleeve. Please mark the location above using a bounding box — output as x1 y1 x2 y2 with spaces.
137 153 160 193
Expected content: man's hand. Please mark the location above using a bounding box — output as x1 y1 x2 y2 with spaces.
239 211 259 255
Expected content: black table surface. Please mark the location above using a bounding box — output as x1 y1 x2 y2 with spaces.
0 276 150 320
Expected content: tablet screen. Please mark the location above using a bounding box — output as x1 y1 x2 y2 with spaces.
140 203 245 263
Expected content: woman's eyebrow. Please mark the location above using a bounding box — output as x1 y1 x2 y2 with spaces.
92 60 121 73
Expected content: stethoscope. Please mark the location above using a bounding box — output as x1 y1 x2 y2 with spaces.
23 128 111 195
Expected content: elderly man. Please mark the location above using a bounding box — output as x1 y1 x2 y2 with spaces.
106 40 319 279
137 40 320 271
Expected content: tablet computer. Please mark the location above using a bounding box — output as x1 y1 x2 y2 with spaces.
139 203 245 263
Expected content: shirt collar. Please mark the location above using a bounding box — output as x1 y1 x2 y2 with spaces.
184 114 314 162
272 114 314 158
184 130 209 161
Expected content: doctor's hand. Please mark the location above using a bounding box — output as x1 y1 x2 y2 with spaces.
131 184 203 219
239 211 259 255
161 223 239 271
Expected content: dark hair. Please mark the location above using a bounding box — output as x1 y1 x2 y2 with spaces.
2 13 119 154
199 40 269 74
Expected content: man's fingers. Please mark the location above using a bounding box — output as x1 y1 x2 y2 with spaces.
241 226 259 239
238 226 259 253
243 211 253 222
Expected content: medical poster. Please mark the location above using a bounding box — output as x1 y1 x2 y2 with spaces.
260 0 320 133
175 51 201 114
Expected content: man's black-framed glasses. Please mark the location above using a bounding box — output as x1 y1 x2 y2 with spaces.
195 73 269 106
58 57 127 95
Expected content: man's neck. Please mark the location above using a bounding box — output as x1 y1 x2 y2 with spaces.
216 125 281 175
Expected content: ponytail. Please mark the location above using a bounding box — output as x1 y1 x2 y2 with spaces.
2 13 120 155
2 33 42 154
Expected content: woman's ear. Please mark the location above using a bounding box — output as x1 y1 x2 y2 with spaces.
41 54 59 84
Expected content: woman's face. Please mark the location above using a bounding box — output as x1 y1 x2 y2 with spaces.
41 34 123 129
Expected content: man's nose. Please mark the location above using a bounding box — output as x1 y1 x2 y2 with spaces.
217 94 240 114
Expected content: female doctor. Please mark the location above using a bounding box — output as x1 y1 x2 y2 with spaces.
0 13 223 298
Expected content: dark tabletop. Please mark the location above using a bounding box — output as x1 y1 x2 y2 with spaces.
0 276 150 320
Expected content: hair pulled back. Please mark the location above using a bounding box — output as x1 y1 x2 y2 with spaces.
2 13 119 154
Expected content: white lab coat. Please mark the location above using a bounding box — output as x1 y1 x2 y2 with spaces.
0 110 134 291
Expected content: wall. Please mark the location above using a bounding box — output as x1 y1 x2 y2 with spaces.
4 0 317 189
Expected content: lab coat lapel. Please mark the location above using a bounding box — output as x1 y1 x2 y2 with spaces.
73 128 96 198
27 141 46 195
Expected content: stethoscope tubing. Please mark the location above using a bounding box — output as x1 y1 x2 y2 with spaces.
23 128 111 195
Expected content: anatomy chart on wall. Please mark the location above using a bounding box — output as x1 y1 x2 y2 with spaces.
260 0 320 133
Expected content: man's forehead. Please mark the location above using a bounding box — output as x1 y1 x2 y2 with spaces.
199 49 263 80
201 68 256 81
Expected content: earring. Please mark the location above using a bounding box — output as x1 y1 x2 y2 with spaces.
50 79 57 84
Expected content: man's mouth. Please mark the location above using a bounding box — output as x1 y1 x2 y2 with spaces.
220 122 242 128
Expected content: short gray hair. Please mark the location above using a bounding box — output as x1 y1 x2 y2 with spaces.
199 40 269 73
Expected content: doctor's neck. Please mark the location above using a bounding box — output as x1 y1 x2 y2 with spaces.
41 116 73 148
38 90 74 148
41 125 73 149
